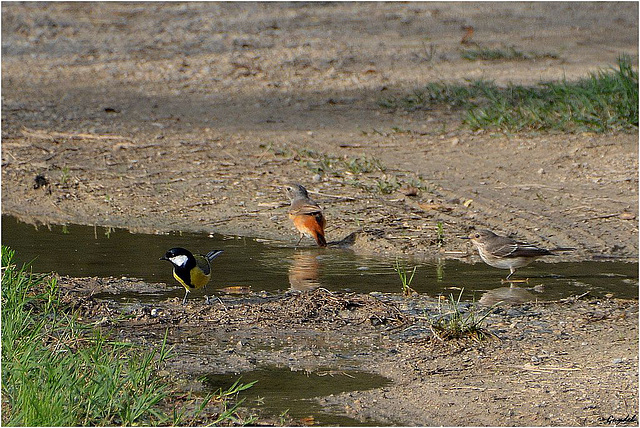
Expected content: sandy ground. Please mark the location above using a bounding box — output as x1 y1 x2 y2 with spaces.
1 2 638 426
1 2 638 260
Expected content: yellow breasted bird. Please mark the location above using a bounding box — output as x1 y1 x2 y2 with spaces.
160 247 223 304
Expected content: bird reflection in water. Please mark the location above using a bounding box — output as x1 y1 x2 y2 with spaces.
288 251 322 292
479 283 539 306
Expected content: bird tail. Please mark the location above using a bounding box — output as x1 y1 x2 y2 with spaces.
312 212 327 247
205 250 224 261
315 232 327 247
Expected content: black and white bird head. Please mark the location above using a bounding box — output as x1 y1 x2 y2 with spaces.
160 247 194 268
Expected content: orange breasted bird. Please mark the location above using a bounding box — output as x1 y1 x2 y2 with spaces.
285 183 327 247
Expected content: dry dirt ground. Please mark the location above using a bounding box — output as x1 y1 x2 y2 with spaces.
1 2 638 426
1 2 638 259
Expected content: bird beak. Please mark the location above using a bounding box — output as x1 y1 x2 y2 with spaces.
159 255 168 261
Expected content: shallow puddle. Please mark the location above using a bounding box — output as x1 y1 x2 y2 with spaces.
204 367 391 426
3 215 637 426
2 215 638 302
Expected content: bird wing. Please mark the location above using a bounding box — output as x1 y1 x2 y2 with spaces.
194 254 212 276
511 242 552 257
485 234 552 258
289 201 322 216
484 234 547 258
486 240 521 258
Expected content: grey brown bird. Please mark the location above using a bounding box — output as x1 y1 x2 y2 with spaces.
468 229 572 280
285 183 327 247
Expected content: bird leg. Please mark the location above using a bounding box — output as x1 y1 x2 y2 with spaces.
182 289 190 305
214 295 226 307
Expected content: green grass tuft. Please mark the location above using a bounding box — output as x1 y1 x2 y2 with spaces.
461 45 558 61
393 258 418 297
300 151 386 176
430 290 495 342
436 221 445 248
380 56 638 133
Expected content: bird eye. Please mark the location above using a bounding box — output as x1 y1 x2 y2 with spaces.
474 234 480 238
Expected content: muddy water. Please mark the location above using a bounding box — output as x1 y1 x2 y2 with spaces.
2 215 638 302
205 368 391 426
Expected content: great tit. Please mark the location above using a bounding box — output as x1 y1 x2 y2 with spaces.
160 247 223 304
